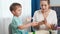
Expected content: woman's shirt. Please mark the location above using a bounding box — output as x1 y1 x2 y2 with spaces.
33 9 57 30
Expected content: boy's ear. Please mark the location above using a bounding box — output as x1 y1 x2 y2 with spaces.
12 11 15 14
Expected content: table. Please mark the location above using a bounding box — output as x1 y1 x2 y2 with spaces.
28 30 57 34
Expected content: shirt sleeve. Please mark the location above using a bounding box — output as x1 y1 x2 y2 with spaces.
14 18 22 27
11 18 22 29
33 11 38 22
52 11 57 26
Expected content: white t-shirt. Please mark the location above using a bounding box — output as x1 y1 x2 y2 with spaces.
33 9 57 30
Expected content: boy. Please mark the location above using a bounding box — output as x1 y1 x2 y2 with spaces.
10 3 38 34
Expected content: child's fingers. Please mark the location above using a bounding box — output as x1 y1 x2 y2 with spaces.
26 17 32 22
31 22 38 26
32 22 38 23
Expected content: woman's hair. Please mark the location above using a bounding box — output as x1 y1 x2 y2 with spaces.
40 0 50 5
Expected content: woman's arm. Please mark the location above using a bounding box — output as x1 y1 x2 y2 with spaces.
50 11 57 30
45 23 57 30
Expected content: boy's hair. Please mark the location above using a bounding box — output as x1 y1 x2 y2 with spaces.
10 3 22 12
40 0 50 5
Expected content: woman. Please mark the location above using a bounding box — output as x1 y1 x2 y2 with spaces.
33 0 57 30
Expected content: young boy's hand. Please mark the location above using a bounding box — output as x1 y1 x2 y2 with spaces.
31 22 38 27
26 17 32 22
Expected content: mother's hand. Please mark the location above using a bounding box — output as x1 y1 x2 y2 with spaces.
51 24 57 30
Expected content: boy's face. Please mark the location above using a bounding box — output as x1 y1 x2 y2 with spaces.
13 6 22 17
40 1 50 12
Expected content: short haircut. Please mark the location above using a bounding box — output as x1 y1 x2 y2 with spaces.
40 0 50 5
10 3 22 12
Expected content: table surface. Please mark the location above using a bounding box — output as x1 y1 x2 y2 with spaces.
28 30 57 34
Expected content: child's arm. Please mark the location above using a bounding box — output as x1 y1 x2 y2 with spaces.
18 23 32 30
18 22 38 30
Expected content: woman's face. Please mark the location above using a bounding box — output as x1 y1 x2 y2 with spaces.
40 1 50 12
